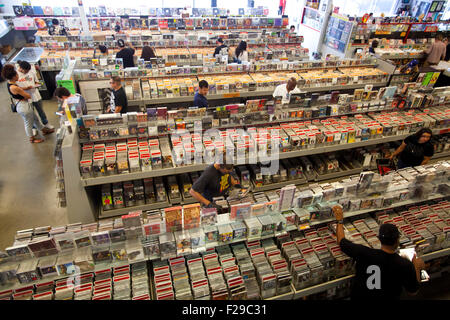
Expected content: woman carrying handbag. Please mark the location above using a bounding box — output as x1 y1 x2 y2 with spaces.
2 64 53 143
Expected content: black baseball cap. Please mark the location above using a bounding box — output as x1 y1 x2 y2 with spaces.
378 223 400 246
217 38 224 44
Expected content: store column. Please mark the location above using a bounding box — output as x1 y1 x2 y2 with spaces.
77 0 90 35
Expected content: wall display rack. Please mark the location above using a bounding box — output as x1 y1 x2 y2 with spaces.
347 19 450 58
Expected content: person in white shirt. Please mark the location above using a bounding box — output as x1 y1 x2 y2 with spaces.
17 61 54 129
272 77 301 104
235 41 248 63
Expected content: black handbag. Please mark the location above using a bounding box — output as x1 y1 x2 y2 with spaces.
10 97 18 113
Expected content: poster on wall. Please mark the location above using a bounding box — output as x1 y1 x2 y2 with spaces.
325 14 352 53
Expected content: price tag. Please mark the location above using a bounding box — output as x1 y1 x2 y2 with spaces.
223 92 240 98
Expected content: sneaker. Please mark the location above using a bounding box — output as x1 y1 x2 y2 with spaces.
45 124 55 129
42 127 55 135
32 129 38 136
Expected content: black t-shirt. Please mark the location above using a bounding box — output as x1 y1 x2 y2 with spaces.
214 44 228 56
191 165 232 202
116 47 135 68
340 239 419 300
399 135 434 167
111 87 128 114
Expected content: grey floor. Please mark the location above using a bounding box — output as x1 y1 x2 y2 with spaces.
0 81 449 299
0 81 68 251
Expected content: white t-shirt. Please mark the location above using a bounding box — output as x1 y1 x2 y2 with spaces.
17 67 42 102
237 50 248 62
273 83 301 104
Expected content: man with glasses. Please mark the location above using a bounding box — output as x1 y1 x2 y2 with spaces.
107 76 128 114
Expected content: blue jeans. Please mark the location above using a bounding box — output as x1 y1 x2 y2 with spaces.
32 100 48 125
17 101 44 137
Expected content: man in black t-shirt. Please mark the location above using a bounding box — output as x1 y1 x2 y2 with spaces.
214 38 228 57
116 39 135 68
107 76 128 114
332 205 425 300
389 128 434 169
189 163 241 211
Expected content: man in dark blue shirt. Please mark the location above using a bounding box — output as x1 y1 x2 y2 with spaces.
194 80 209 107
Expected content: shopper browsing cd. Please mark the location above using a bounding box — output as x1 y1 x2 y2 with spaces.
214 38 228 57
193 80 209 108
234 41 248 63
116 39 135 68
332 205 425 300
189 162 242 211
2 64 53 143
54 87 87 115
388 128 434 169
272 77 301 104
424 34 446 66
108 76 128 114
17 60 53 130
141 46 156 61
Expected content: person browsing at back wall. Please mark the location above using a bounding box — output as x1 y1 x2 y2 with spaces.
194 80 209 108
214 38 228 56
116 39 135 68
273 77 301 104
424 34 446 66
332 205 426 300
107 76 128 114
388 128 434 169
141 46 156 61
234 41 248 63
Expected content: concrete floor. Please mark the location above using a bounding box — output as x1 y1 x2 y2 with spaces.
0 81 449 299
0 81 68 250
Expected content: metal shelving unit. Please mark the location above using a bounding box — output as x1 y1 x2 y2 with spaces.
126 82 388 106
79 104 404 145
99 200 170 219
252 177 308 192
314 166 362 182
83 163 208 187
80 127 450 188
310 193 448 227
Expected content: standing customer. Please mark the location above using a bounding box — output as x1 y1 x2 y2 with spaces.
214 38 228 56
234 41 248 63
369 40 378 54
332 205 425 300
17 60 53 130
107 76 128 114
2 64 53 143
54 87 88 115
116 39 135 68
389 128 434 169
424 34 446 66
141 46 156 61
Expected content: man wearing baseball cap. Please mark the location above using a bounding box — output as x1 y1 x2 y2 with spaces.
332 205 426 299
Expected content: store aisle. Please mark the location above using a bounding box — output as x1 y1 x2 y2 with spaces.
0 82 68 250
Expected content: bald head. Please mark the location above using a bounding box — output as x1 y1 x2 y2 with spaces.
286 77 297 92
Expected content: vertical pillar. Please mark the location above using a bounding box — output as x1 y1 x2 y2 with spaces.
77 0 90 35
